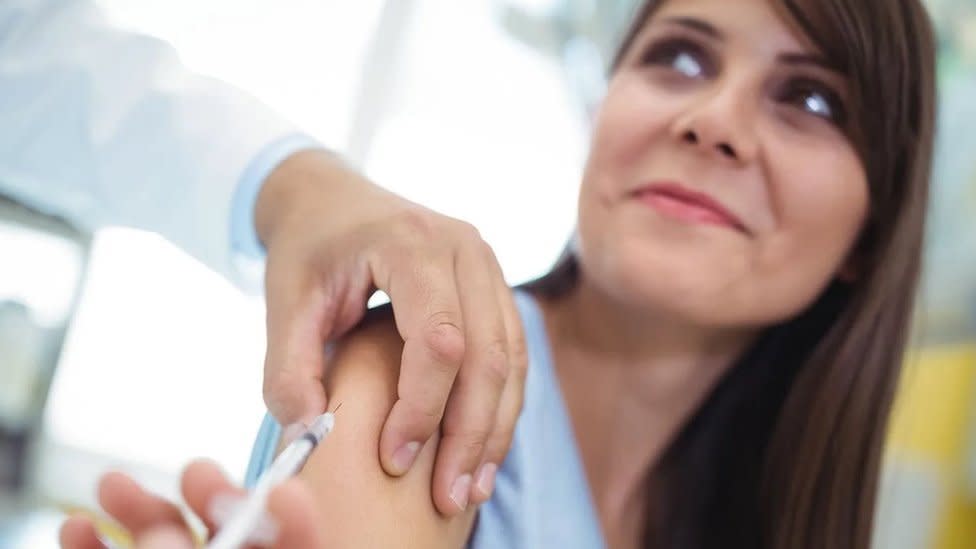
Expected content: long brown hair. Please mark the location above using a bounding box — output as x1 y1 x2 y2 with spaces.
521 1 938 547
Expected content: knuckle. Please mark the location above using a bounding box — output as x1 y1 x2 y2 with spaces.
423 319 466 366
485 429 516 461
442 411 493 444
509 334 529 380
393 207 439 241
451 219 483 243
479 341 510 387
449 430 490 459
462 437 488 460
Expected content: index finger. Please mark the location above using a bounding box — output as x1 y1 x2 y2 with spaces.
373 248 466 477
97 472 186 538
179 459 245 536
262 248 331 427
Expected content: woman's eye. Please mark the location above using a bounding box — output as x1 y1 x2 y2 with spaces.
672 51 704 78
782 79 847 126
802 93 832 117
641 39 712 79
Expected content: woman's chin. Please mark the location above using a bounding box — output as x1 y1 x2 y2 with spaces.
582 249 793 329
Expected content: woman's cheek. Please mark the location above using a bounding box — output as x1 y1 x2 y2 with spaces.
760 182 867 310
768 138 868 250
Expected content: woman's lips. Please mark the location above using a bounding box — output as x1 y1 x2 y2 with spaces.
632 183 747 233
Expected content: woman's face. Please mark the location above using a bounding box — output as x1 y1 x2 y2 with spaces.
577 0 868 328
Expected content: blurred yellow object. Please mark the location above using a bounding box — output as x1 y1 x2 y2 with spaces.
60 506 133 548
59 505 205 548
887 344 976 549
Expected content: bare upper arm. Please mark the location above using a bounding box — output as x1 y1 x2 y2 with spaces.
293 305 477 548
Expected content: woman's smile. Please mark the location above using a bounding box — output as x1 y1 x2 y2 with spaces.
631 181 749 234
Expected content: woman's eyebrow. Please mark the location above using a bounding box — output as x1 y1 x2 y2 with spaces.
658 16 724 41
778 52 845 75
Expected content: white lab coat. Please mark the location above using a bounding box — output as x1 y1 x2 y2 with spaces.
0 0 299 284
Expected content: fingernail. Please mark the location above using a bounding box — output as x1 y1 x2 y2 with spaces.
475 463 497 499
391 441 422 474
450 474 472 511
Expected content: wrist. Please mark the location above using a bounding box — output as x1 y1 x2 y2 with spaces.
255 149 356 247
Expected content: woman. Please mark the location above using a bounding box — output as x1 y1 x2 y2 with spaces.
61 0 937 547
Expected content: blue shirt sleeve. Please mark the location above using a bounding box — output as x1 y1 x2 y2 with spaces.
245 413 282 488
230 133 325 260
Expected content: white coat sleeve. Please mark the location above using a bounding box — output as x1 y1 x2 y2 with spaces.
0 0 303 284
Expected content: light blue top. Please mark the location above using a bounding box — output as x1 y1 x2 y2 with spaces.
244 290 606 548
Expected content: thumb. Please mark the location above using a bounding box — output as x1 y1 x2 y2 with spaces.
263 353 329 428
263 260 333 427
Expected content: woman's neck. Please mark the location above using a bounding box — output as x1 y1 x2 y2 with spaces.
537 278 756 542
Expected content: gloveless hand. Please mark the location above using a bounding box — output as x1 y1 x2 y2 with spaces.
255 150 527 513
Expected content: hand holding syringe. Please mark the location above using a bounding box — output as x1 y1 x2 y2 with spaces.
207 410 337 549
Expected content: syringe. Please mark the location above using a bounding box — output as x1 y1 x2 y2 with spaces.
207 411 336 549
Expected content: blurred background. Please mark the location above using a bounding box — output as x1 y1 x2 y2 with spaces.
0 0 973 547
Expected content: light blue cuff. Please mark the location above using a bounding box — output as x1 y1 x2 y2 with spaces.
230 133 325 259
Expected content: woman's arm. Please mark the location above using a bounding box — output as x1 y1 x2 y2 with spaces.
60 304 478 549
293 304 478 547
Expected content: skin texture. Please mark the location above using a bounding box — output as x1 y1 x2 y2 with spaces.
60 0 872 547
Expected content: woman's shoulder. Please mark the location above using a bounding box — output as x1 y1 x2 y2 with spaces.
317 290 560 548
471 290 607 549
247 290 600 548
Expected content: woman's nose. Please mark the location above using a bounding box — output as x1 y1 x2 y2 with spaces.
670 84 760 166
